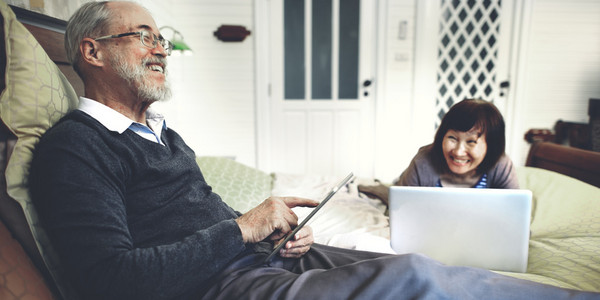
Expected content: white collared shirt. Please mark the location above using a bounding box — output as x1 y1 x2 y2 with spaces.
78 97 166 145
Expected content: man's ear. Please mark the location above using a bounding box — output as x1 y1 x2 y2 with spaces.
81 38 105 67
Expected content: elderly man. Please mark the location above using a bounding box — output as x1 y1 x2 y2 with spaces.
28 1 598 300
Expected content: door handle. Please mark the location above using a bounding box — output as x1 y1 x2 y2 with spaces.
499 80 509 97
362 79 373 96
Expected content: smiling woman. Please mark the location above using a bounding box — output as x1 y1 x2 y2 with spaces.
395 98 518 189
440 128 488 186
357 99 518 206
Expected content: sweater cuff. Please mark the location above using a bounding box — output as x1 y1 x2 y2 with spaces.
223 219 246 249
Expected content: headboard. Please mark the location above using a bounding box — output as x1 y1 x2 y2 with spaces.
526 141 600 188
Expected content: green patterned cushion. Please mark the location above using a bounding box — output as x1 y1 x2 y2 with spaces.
501 167 600 292
0 2 78 299
196 156 273 213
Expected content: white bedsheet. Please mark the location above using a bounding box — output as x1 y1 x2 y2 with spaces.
271 173 395 254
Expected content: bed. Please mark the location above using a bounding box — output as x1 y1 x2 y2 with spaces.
0 2 599 299
197 145 600 293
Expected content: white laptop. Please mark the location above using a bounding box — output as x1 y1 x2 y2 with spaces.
388 186 532 273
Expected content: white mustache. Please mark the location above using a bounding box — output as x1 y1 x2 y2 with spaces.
143 57 168 70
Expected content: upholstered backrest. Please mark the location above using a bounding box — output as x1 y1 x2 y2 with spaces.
0 217 54 299
0 2 79 299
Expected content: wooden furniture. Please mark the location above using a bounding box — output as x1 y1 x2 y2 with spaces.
526 141 600 188
524 120 592 150
524 99 600 152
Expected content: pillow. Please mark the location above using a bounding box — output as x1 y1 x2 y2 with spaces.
515 166 600 292
196 156 273 213
0 2 78 299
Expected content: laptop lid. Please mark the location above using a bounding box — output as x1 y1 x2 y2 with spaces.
389 186 532 273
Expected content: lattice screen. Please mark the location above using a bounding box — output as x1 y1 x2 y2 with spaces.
435 0 502 127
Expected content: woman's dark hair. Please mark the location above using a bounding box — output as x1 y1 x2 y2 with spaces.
431 98 506 175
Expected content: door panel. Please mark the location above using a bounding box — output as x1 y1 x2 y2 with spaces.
413 0 517 156
435 0 515 126
269 0 375 177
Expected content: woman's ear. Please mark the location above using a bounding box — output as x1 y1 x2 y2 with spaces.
80 37 104 67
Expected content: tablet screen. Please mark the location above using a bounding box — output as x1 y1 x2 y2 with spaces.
263 172 354 264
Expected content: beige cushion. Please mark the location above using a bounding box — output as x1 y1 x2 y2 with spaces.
500 167 600 292
0 2 78 298
196 156 272 213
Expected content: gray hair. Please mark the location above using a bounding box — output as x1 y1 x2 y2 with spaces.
64 1 112 78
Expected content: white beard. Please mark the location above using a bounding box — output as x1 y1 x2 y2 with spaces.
109 52 172 102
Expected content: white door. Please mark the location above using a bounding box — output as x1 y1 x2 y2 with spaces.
413 0 518 150
265 0 376 177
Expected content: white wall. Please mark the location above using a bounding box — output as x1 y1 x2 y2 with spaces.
140 0 600 179
373 0 419 180
377 0 600 177
147 0 257 166
509 0 600 166
150 0 420 178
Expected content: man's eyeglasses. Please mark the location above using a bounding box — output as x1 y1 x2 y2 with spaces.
95 30 173 56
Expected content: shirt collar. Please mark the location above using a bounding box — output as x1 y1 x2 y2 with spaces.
145 108 167 134
77 97 167 133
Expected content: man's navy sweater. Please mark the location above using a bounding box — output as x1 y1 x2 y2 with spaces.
30 110 249 299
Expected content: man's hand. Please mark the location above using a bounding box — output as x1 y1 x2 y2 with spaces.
277 226 314 258
235 196 319 244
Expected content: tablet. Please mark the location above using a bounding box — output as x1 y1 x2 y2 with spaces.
263 172 354 264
